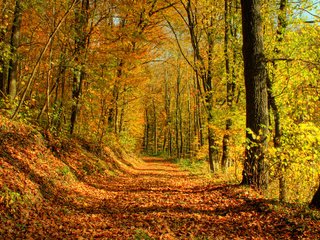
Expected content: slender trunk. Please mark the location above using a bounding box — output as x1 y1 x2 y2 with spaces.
194 79 203 149
163 70 171 155
37 74 59 121
70 67 85 134
206 26 217 172
45 39 55 128
108 60 122 133
267 0 287 201
207 98 216 172
153 99 157 155
0 66 8 98
70 0 90 135
8 0 22 100
114 97 119 134
144 108 149 153
222 0 233 171
0 4 8 98
198 103 204 147
175 65 181 158
98 98 107 145
179 105 183 157
168 129 172 156
276 0 287 202
54 54 67 132
187 84 192 156
221 119 232 171
119 102 124 134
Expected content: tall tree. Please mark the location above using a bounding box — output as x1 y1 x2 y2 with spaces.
240 0 269 189
70 0 90 134
221 0 239 171
0 0 10 98
268 0 287 201
7 0 22 100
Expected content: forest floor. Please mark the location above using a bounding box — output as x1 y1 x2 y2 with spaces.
2 156 320 239
1 117 320 239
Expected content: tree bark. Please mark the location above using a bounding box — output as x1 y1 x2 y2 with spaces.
7 0 22 100
222 0 235 171
175 64 182 158
163 68 172 156
153 99 157 155
240 0 269 189
267 0 287 201
108 60 123 134
311 179 320 209
221 119 232 171
70 0 90 135
144 108 150 153
0 3 9 98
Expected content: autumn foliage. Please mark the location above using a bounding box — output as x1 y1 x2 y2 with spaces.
0 0 320 238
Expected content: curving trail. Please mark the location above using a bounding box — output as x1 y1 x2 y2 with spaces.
4 157 320 239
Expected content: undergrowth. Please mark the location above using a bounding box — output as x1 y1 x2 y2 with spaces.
174 158 242 184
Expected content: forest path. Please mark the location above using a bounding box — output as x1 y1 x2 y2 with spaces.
50 157 318 239
6 157 319 239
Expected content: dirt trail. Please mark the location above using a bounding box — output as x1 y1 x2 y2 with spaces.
3 157 320 239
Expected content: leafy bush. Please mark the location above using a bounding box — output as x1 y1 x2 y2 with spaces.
133 229 153 240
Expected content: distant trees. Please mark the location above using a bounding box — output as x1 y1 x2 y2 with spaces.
164 0 226 172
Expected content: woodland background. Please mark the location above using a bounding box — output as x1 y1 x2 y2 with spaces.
0 0 319 205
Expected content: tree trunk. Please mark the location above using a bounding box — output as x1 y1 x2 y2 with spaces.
206 92 216 172
7 0 22 101
207 31 217 172
310 179 320 209
207 125 216 172
221 119 232 171
163 69 172 156
240 0 269 189
54 54 67 133
144 108 149 153
108 60 122 134
194 78 203 148
0 3 9 98
187 83 192 156
153 99 157 155
175 64 182 158
70 0 90 135
221 0 235 171
268 0 287 201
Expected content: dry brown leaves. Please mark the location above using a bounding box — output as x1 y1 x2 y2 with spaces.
1 156 320 239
